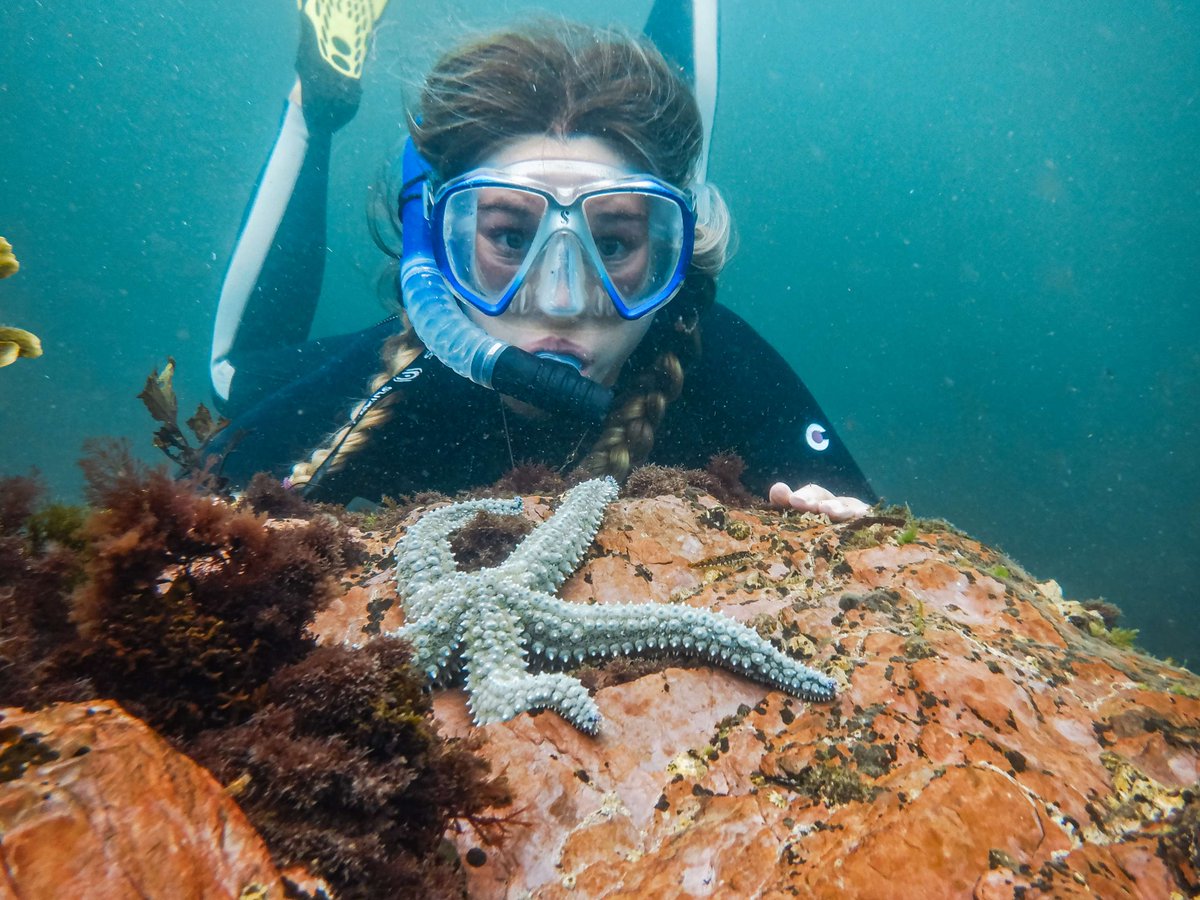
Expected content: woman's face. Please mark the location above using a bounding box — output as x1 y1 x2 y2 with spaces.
461 135 658 388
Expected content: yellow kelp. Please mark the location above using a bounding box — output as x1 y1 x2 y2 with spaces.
0 236 18 279
0 327 42 367
0 236 43 367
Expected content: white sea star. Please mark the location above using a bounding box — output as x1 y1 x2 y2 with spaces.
366 477 836 734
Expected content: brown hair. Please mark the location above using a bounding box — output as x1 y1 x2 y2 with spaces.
289 21 731 492
411 23 701 185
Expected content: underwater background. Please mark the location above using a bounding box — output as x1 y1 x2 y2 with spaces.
1 2 1196 662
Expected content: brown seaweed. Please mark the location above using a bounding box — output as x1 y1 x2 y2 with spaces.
137 357 232 484
0 445 512 896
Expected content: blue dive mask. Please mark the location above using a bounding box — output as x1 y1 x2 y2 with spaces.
427 159 697 320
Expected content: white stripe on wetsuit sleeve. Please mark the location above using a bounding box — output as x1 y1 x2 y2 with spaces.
692 0 719 183
210 97 310 401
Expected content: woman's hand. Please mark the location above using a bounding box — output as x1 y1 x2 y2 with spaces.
769 482 871 522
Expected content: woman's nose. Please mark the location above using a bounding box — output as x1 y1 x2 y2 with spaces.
533 233 588 317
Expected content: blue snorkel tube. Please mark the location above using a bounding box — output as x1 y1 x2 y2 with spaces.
398 138 613 423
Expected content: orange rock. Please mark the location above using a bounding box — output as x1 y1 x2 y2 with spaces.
313 493 1200 899
8 492 1197 899
0 701 286 899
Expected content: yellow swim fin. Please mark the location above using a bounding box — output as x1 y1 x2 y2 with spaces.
297 0 390 80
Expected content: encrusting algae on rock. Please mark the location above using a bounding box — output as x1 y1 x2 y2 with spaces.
0 236 44 368
314 479 1200 898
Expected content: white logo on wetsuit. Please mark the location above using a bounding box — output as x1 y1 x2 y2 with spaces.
805 422 830 452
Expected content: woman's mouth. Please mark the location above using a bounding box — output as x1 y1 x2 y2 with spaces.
535 351 584 373
527 339 591 372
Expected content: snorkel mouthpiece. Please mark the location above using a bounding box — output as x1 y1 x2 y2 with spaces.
399 137 613 423
534 350 584 372
492 351 612 423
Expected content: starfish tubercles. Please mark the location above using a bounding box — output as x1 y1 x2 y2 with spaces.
370 477 836 734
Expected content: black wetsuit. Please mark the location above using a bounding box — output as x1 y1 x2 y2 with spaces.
209 303 876 505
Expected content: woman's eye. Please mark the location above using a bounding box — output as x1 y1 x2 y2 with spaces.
484 227 532 255
595 236 627 257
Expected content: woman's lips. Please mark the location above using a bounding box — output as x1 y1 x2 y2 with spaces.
526 339 592 368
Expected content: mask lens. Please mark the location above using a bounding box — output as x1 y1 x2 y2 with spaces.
440 186 548 312
435 177 690 318
583 191 687 316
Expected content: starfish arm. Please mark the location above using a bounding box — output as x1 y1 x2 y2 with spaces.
379 577 477 682
389 605 464 683
502 476 618 593
454 594 602 732
394 497 523 596
521 592 837 702
465 667 602 735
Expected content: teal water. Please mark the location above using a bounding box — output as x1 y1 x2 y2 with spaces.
2 2 1197 662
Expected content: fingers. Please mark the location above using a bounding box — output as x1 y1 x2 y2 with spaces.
769 481 833 510
790 483 835 508
767 482 870 522
818 495 871 522
768 482 794 506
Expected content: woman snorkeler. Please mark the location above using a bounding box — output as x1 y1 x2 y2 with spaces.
206 0 874 520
